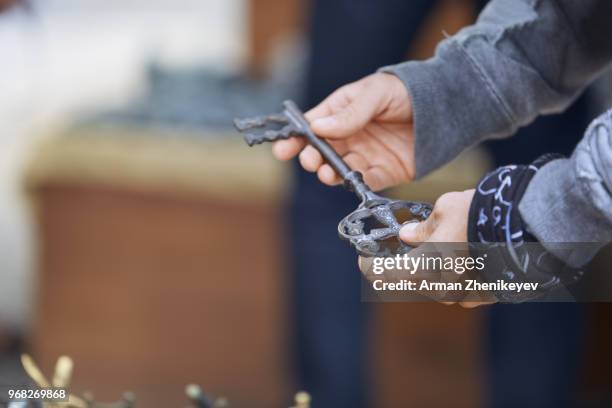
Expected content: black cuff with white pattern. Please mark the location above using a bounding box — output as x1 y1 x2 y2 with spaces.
467 154 581 302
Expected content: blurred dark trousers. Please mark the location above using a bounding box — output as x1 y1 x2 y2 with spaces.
291 2 435 408
291 1 589 408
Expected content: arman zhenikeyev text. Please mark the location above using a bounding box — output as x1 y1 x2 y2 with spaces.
372 279 539 293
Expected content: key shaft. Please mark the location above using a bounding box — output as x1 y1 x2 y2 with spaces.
282 101 378 203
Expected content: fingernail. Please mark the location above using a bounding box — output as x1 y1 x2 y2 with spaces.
399 222 418 239
272 141 287 157
312 116 337 130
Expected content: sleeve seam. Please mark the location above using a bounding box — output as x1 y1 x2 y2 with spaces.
451 39 517 127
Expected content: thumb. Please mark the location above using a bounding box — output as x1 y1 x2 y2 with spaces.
311 92 381 138
399 219 435 244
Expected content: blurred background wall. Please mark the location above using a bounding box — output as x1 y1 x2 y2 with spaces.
0 1 611 408
0 0 246 330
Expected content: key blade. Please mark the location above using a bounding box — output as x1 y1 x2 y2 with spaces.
233 118 256 132
240 128 295 146
234 112 297 147
242 132 261 146
234 114 289 131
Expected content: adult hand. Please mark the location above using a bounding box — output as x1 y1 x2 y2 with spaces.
272 73 415 191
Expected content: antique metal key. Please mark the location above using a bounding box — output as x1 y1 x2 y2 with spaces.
234 100 432 257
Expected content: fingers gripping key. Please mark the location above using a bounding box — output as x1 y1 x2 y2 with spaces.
234 100 432 256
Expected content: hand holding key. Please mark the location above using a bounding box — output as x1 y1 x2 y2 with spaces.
235 96 431 256
272 73 416 191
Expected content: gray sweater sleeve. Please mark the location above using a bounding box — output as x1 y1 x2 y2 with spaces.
382 0 612 266
382 0 612 178
519 110 612 267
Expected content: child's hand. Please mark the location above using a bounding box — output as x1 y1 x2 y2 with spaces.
358 189 494 308
272 73 415 191
399 190 475 244
399 189 494 308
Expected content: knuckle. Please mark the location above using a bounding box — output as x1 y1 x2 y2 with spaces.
339 105 359 124
433 192 460 219
434 193 452 209
436 191 461 207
